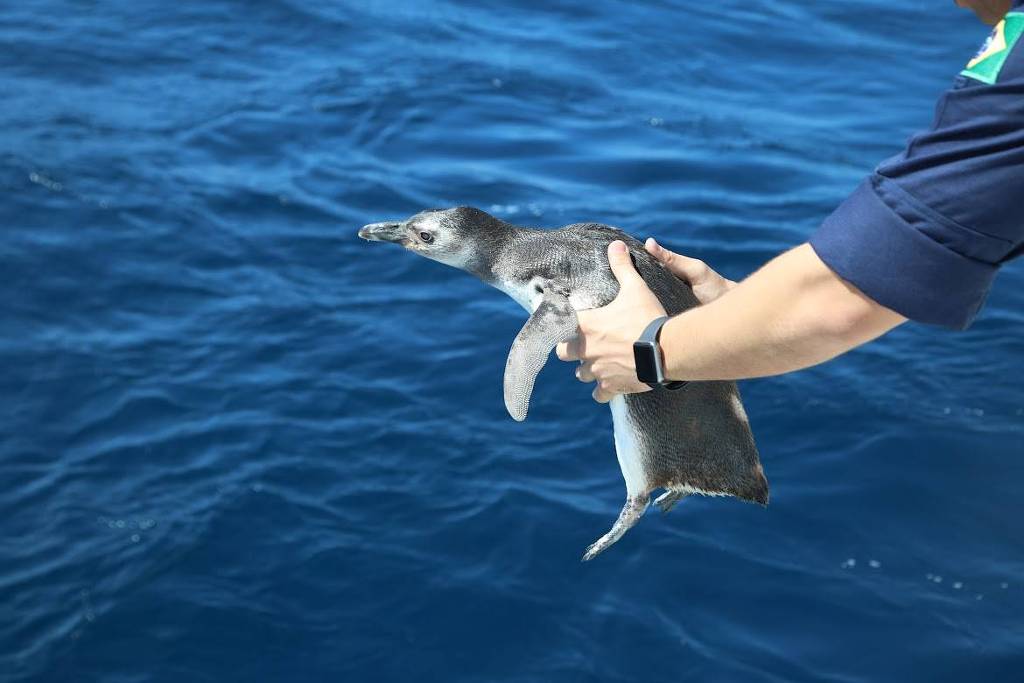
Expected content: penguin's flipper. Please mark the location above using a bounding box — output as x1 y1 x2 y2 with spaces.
503 290 578 422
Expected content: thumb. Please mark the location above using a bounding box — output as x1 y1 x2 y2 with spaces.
607 240 644 288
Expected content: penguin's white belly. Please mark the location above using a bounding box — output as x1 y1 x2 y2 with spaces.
609 395 649 497
493 278 544 313
492 278 607 315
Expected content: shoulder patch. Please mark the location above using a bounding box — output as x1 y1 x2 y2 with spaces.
961 12 1024 84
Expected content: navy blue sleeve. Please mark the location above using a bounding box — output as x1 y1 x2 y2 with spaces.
810 8 1024 330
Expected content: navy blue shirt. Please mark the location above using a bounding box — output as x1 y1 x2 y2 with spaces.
810 3 1024 329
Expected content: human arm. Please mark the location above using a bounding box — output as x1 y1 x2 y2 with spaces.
658 242 907 381
562 13 1024 401
558 240 906 402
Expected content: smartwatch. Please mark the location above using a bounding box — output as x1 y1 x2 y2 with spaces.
633 316 688 391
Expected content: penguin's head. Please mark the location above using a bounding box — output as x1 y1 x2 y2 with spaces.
358 206 509 275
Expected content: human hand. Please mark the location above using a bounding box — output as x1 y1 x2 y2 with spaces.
555 240 666 403
644 237 736 304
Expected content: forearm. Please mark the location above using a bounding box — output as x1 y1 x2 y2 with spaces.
660 243 906 381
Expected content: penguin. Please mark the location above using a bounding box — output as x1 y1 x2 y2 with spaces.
358 207 768 561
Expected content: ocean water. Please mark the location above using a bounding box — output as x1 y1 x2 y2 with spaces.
2 1 1023 680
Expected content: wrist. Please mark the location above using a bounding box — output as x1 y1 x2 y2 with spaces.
659 314 688 382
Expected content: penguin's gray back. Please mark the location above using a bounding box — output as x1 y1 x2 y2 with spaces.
493 223 768 507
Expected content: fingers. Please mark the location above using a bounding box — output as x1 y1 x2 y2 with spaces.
644 237 669 263
592 381 651 402
575 363 595 383
645 237 708 284
606 240 644 288
556 339 580 361
592 384 615 404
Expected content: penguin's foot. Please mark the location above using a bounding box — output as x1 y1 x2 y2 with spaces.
654 489 690 514
581 494 650 562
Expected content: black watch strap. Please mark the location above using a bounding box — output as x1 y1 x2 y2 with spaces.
633 316 688 391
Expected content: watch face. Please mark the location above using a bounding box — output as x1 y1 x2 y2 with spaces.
633 341 660 384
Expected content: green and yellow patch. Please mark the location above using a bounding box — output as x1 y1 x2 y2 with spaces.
961 12 1024 85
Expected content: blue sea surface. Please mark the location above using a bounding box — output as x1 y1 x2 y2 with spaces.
2 1 1023 680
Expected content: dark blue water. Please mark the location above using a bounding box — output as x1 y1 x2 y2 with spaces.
3 1 1023 680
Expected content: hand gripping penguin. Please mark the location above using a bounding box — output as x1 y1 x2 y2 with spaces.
359 207 768 560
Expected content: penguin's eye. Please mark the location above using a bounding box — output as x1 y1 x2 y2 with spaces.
419 231 434 244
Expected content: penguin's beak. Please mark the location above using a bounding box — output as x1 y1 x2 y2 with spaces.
358 221 406 244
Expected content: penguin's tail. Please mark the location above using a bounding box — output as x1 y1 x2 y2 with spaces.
736 461 769 507
581 494 650 562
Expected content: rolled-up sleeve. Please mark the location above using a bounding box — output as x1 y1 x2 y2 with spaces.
810 8 1024 330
